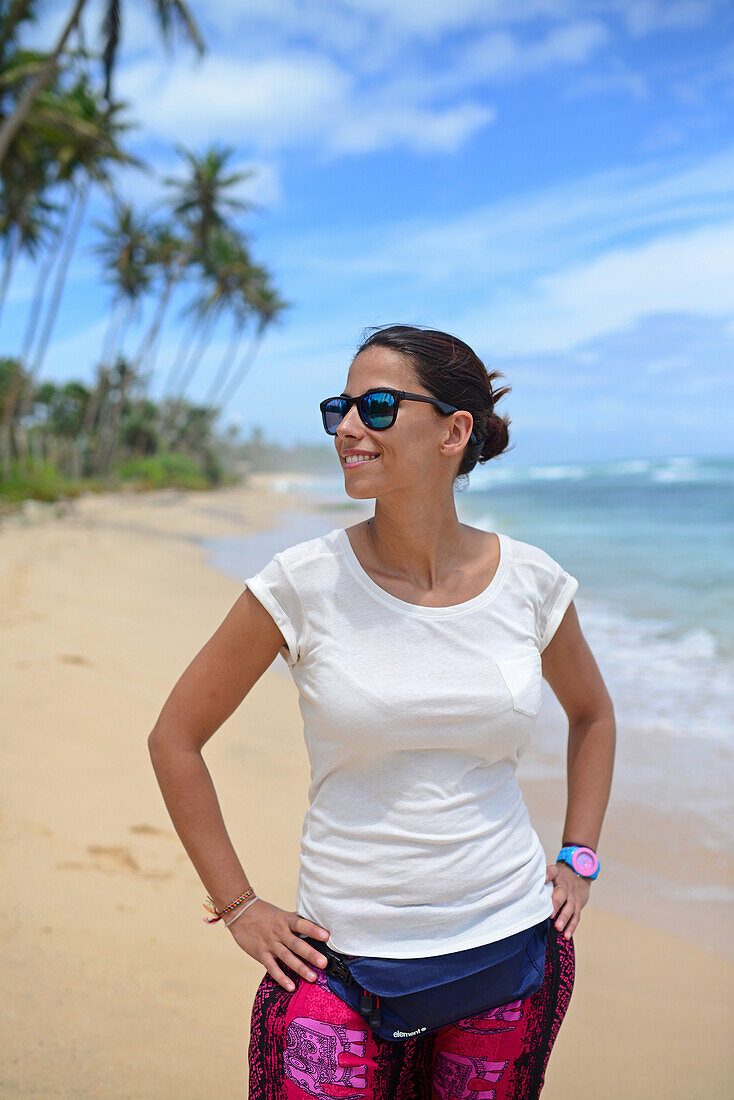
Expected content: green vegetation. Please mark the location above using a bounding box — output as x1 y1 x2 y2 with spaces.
0 1 294 505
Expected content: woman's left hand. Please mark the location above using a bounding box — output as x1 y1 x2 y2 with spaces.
545 861 591 940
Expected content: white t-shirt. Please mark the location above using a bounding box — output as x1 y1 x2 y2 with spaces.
244 526 578 958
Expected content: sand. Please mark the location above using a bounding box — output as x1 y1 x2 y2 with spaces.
1 476 732 1097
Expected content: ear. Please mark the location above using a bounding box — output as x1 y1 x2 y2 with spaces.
440 411 474 455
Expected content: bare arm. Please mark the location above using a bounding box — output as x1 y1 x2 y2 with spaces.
541 600 616 852
147 587 330 989
540 600 616 939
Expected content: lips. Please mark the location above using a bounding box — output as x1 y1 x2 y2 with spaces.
343 454 379 467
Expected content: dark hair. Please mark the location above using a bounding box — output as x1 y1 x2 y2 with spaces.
353 323 513 482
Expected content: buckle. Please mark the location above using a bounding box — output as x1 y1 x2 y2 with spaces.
329 956 353 984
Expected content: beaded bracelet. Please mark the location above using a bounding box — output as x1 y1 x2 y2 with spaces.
203 887 256 924
224 895 259 928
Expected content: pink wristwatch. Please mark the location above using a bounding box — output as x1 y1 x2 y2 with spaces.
557 845 599 879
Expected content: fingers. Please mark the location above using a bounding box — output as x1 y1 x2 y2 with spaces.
287 930 329 972
553 894 577 939
264 915 332 993
294 915 330 941
265 956 298 993
290 915 330 969
276 943 322 987
263 942 318 993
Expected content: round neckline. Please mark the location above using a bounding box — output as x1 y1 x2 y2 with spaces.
334 526 510 618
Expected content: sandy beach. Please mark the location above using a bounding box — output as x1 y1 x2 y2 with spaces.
1 475 732 1098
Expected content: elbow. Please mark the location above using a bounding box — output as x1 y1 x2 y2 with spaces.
147 724 173 760
147 727 162 760
147 722 201 760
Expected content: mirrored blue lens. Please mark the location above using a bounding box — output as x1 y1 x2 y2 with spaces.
361 391 396 428
323 399 348 434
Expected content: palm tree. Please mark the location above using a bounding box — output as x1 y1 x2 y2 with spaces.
174 226 252 401
3 75 139 474
0 151 55 317
159 143 262 398
163 143 261 258
203 292 250 407
131 220 186 376
0 51 60 319
23 83 139 386
203 260 270 406
213 270 291 411
93 200 152 358
0 0 205 167
82 200 151 464
97 354 139 469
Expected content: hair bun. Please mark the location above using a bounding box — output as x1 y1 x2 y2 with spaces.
478 411 510 463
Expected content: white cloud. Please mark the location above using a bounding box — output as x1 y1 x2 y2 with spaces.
561 61 649 101
264 144 734 358
605 0 719 37
326 102 495 155
205 0 583 46
117 51 494 156
459 219 734 355
460 20 610 82
300 145 734 283
204 0 717 46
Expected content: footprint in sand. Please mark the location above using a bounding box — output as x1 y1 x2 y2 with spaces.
56 844 172 880
129 823 175 838
87 845 141 872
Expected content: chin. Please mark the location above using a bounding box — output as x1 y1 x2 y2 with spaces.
344 484 378 500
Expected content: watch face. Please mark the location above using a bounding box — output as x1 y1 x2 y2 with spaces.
571 847 599 875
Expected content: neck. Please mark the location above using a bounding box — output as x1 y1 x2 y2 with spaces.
363 503 466 588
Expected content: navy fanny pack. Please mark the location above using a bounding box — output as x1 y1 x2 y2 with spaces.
299 915 550 1043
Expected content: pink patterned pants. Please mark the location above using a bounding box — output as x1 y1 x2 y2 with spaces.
248 922 575 1099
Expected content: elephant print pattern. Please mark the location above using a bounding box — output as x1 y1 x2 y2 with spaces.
248 921 575 1099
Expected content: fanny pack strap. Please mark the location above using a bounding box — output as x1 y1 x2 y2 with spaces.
301 936 383 1028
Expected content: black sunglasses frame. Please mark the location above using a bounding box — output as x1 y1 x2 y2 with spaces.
319 388 478 443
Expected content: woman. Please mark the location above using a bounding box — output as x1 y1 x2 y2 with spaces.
148 324 616 1098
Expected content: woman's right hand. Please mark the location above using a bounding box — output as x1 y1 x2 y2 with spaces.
226 897 331 992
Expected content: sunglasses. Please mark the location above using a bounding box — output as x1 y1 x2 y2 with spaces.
320 388 478 443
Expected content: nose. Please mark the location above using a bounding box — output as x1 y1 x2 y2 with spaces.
335 402 363 438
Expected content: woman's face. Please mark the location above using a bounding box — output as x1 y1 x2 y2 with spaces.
334 346 467 500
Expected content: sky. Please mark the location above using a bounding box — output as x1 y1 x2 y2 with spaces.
6 0 734 464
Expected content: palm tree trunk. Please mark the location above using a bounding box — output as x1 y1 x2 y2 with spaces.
109 299 134 368
0 230 20 323
217 325 266 408
99 297 124 370
176 311 216 399
204 317 243 405
0 0 89 168
20 217 66 365
22 182 89 420
132 272 177 372
162 314 198 397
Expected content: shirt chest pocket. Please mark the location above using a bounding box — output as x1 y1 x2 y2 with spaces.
496 651 543 717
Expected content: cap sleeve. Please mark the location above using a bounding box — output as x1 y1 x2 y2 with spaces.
537 560 579 653
243 552 306 667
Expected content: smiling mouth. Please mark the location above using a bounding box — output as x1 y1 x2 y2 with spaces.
343 455 380 467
